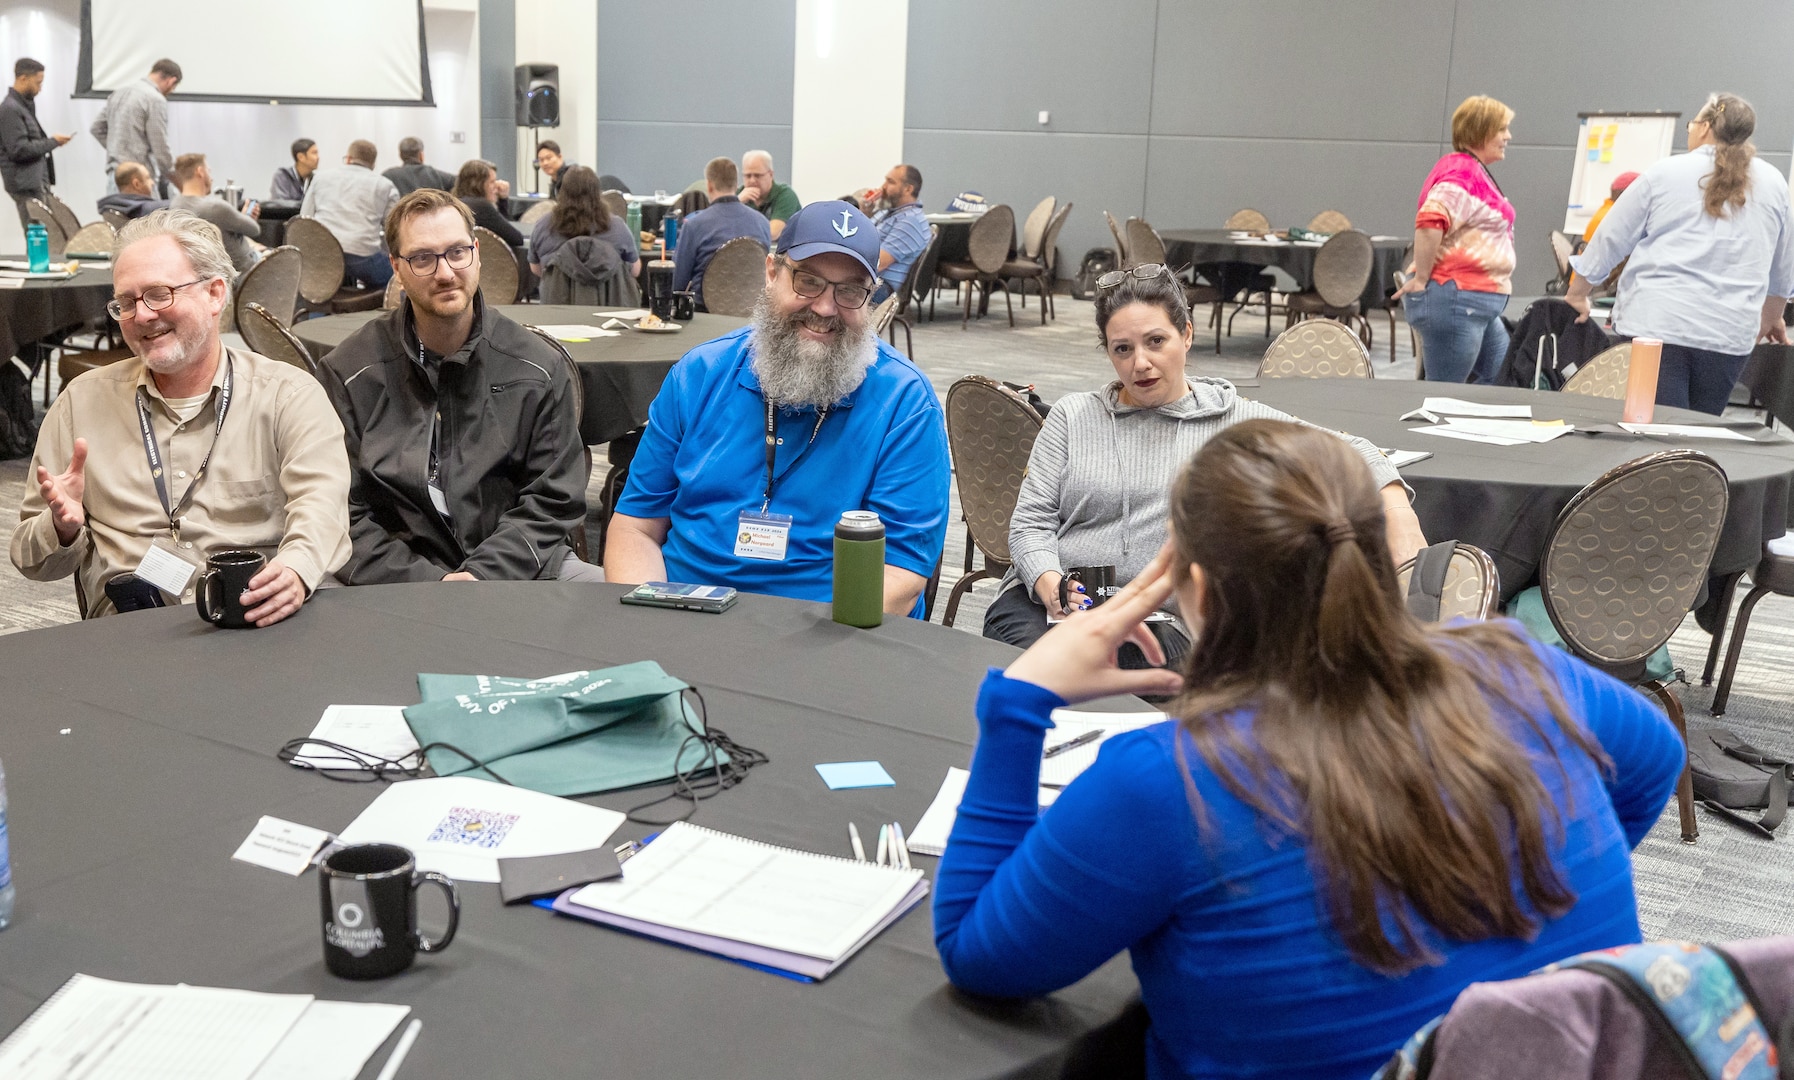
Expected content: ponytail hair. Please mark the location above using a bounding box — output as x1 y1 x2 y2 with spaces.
1166 420 1608 975
1697 92 1757 218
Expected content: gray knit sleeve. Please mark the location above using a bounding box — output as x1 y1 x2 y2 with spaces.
1007 399 1074 594
1231 397 1411 497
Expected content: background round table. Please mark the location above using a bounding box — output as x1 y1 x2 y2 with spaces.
0 261 113 364
293 306 747 446
1160 230 1408 313
0 584 1145 1079
1246 379 1794 600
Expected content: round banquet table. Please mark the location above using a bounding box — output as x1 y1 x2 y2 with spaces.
293 306 747 446
1244 379 1794 600
0 260 113 364
0 583 1148 1079
1159 229 1408 313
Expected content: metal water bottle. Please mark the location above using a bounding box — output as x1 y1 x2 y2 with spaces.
833 511 885 628
0 757 14 930
223 179 244 210
25 222 49 273
626 201 642 240
663 212 680 253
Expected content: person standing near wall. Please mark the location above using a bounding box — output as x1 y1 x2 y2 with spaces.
90 59 180 196
0 58 71 231
1393 96 1516 383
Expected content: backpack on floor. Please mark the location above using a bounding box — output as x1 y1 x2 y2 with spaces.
1688 727 1794 839
1071 248 1117 300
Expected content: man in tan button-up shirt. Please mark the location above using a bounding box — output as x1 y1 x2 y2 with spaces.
11 208 350 621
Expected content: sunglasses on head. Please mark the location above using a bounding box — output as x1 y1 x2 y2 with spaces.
1096 263 1172 290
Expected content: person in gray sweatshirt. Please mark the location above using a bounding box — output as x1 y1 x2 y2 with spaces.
985 265 1428 658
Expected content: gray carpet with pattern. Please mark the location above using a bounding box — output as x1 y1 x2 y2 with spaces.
3 292 1791 943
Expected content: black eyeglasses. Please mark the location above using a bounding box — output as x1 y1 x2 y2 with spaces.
107 278 209 320
399 244 476 277
1096 263 1171 290
785 263 873 310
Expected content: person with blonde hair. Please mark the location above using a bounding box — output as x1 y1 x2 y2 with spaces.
1393 95 1516 382
1568 92 1794 413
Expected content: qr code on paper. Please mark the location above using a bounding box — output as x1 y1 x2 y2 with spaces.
426 806 520 849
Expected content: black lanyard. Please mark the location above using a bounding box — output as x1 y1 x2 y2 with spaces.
135 356 233 537
760 399 830 513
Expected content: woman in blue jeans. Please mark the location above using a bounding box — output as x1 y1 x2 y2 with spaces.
1395 96 1517 382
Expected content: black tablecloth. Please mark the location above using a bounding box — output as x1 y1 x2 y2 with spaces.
0 583 1144 1078
1247 380 1794 599
1160 230 1408 313
256 200 302 248
1742 343 1794 432
0 262 113 362
293 306 747 445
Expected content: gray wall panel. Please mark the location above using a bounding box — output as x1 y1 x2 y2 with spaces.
1151 1 1456 142
596 123 794 198
598 0 794 125
905 0 1156 134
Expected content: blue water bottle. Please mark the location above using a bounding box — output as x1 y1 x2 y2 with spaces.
663 213 680 254
25 222 49 273
0 756 14 930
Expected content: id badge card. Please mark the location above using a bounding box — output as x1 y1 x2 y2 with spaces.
137 535 204 596
734 510 793 561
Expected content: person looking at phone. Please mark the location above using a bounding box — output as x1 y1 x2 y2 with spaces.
605 200 949 617
316 188 599 585
11 209 350 621
169 153 263 274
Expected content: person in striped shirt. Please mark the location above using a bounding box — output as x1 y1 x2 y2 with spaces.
867 164 928 302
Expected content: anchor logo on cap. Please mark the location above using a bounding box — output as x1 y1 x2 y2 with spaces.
833 211 858 239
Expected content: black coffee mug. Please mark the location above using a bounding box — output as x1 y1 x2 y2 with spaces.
319 843 459 980
195 549 266 629
1059 565 1119 612
670 291 695 321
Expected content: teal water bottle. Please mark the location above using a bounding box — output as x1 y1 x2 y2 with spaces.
626 201 642 241
833 511 885 628
25 223 49 273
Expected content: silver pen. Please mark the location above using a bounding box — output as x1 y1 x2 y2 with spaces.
848 822 866 861
891 821 911 870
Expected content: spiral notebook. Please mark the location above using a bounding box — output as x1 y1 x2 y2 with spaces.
549 821 927 981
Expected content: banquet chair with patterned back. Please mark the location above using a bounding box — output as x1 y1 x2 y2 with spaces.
700 235 769 317
1002 205 1069 326
1539 450 1730 843
523 324 593 561
26 198 68 257
1124 218 1168 269
232 245 302 331
383 276 405 310
1547 230 1575 295
1307 210 1352 234
100 208 130 233
1284 230 1375 345
1224 208 1272 233
1394 543 1499 622
1019 196 1055 261
1258 319 1373 379
520 199 556 229
241 302 317 375
937 204 1017 330
941 376 1045 627
1710 535 1794 716
64 222 115 259
1562 343 1632 399
674 190 709 218
599 191 630 223
886 224 941 354
1104 209 1129 265
474 225 521 305
285 217 382 316
46 192 82 239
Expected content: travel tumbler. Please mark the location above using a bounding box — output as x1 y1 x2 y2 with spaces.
1622 338 1662 424
832 511 885 628
25 223 48 273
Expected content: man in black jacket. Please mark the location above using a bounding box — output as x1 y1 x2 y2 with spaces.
317 188 600 583
383 137 456 196
0 58 71 229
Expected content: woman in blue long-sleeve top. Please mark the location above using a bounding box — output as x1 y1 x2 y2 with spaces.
933 419 1685 1080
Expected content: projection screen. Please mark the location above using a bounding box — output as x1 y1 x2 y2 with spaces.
77 0 434 106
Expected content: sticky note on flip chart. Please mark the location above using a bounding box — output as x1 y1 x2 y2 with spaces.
815 761 896 790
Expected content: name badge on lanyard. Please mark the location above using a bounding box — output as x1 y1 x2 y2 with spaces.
132 357 234 598
739 399 828 564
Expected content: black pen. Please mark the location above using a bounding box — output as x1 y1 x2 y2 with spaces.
1043 730 1104 759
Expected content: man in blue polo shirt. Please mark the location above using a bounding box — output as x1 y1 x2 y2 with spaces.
606 200 949 617
868 163 928 302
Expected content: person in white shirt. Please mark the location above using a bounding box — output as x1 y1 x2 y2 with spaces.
299 139 401 289
1568 92 1794 414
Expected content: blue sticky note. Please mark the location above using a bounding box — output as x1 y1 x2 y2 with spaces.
815 761 895 790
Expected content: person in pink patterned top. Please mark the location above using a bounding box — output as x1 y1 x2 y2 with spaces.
1394 96 1516 382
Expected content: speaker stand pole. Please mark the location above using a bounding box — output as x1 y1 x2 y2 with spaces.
529 125 540 195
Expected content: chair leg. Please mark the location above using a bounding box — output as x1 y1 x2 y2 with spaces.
1644 679 1699 843
998 281 1014 328
899 316 913 357
1037 276 1047 326
1701 571 1745 684
1386 306 1398 365
1712 581 1772 716
961 282 971 330
924 555 943 622
941 568 991 629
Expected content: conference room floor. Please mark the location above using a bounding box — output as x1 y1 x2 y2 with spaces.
2 292 1791 952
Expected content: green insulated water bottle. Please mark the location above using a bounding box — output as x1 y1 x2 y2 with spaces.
833 511 885 628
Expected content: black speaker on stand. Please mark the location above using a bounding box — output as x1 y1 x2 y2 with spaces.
516 63 560 194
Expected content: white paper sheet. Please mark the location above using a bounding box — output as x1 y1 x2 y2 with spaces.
531 324 621 340
291 705 421 771
1619 422 1754 441
908 768 1058 857
1420 396 1534 418
1440 418 1574 443
1379 449 1433 468
1407 424 1527 446
251 1001 411 1080
334 776 626 882
1039 708 1168 788
593 308 650 320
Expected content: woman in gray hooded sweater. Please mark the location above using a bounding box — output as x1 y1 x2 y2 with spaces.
984 264 1428 657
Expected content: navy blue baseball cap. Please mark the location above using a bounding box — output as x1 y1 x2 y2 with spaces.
774 200 881 280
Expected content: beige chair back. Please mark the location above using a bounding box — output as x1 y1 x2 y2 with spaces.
1562 343 1632 399
46 193 82 238
284 218 348 304
600 191 630 223
241 302 317 375
1225 208 1271 232
1395 543 1499 622
1124 217 1167 268
1020 196 1056 258
945 375 1044 567
1104 209 1129 264
100 208 131 232
1311 230 1374 308
383 276 405 310
966 204 1015 275
64 221 115 258
26 199 68 257
474 225 520 305
701 235 769 317
1039 201 1073 276
1308 209 1352 234
1258 319 1372 378
1549 230 1574 280
871 295 899 335
232 245 302 329
520 199 556 228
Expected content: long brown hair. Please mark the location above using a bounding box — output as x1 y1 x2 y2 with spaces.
452 159 494 201
1696 92 1757 218
549 165 609 238
1167 420 1608 975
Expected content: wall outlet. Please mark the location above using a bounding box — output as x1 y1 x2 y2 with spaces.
1038 110 1050 126
450 131 466 144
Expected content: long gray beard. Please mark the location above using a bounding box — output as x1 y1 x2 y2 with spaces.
748 292 878 409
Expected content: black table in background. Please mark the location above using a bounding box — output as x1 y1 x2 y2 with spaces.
1161 230 1408 314
1743 343 1794 432
256 200 302 248
293 305 746 445
1246 379 1794 600
0 261 112 364
0 583 1145 1079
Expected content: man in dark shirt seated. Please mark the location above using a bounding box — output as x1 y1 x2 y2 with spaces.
270 138 317 202
383 137 456 196
672 156 771 305
96 160 167 220
316 188 601 584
